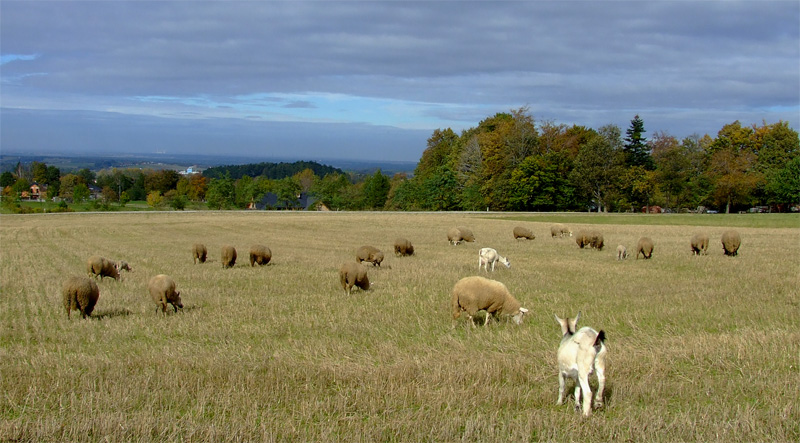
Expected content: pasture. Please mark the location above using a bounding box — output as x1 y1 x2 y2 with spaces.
1 211 798 441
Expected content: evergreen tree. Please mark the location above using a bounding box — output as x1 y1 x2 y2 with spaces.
623 115 654 169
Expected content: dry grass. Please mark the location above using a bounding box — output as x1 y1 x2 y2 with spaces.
1 211 798 442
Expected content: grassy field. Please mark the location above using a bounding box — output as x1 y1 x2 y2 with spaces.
1 211 798 441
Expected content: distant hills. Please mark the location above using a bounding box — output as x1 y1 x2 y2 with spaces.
0 152 417 177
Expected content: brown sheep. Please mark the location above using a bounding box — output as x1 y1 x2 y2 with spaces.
249 244 272 266
447 226 476 245
339 261 370 295
513 226 535 240
193 243 208 264
451 276 528 327
63 275 100 319
690 233 709 255
636 237 654 259
551 224 572 238
86 256 121 281
221 245 237 268
721 230 741 256
148 274 183 314
589 231 605 250
394 238 415 256
575 230 604 250
356 245 384 267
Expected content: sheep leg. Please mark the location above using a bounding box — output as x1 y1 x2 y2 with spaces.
573 381 582 412
557 372 566 405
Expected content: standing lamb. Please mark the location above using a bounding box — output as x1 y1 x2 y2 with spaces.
616 244 628 260
221 245 237 268
394 238 415 256
478 247 511 272
249 244 272 266
356 245 384 267
62 275 100 319
447 227 476 245
551 224 572 239
555 312 607 417
148 274 183 314
86 256 121 281
339 261 370 295
451 276 528 327
193 243 208 264
513 226 536 240
690 233 709 256
721 230 741 256
636 237 654 259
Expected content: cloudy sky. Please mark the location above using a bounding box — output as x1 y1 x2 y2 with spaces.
2 1 798 163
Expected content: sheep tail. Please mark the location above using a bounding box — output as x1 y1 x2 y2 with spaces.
594 330 606 351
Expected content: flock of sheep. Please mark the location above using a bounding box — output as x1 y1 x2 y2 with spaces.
61 221 743 418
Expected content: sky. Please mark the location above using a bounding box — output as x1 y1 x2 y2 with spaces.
1 1 799 163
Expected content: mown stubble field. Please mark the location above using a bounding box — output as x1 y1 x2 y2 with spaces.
1 211 798 442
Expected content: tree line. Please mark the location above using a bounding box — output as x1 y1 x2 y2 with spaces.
381 108 799 213
2 109 798 213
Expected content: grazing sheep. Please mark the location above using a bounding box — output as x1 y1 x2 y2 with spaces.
513 226 535 240
575 231 604 250
118 261 132 272
62 275 100 319
616 244 628 260
690 233 709 256
339 261 370 295
447 226 476 245
193 243 208 264
221 245 237 269
555 312 607 417
636 237 654 259
394 238 415 256
551 224 573 239
249 244 272 266
86 256 121 281
451 276 528 327
356 245 384 267
148 274 183 314
478 247 511 272
721 230 741 256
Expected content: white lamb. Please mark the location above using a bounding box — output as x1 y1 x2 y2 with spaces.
555 312 607 417
478 247 510 272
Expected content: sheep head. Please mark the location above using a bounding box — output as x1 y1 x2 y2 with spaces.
512 307 529 325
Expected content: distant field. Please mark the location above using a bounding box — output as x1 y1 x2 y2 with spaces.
1 212 798 441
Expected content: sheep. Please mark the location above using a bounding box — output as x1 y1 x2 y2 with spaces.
221 245 237 268
451 276 528 327
551 223 572 239
721 230 741 256
575 231 604 250
249 244 272 266
636 237 654 259
86 255 121 281
339 261 370 295
394 237 415 256
554 312 607 417
356 245 384 267
513 226 535 240
447 226 476 245
193 243 208 264
148 274 183 314
478 247 511 272
616 244 628 260
62 275 100 319
690 233 709 256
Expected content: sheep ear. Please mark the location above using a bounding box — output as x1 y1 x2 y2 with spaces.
519 308 528 314
554 314 562 324
575 311 581 323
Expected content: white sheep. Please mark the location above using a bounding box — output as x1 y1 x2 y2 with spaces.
554 312 607 417
451 276 528 327
478 247 510 272
616 244 628 260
